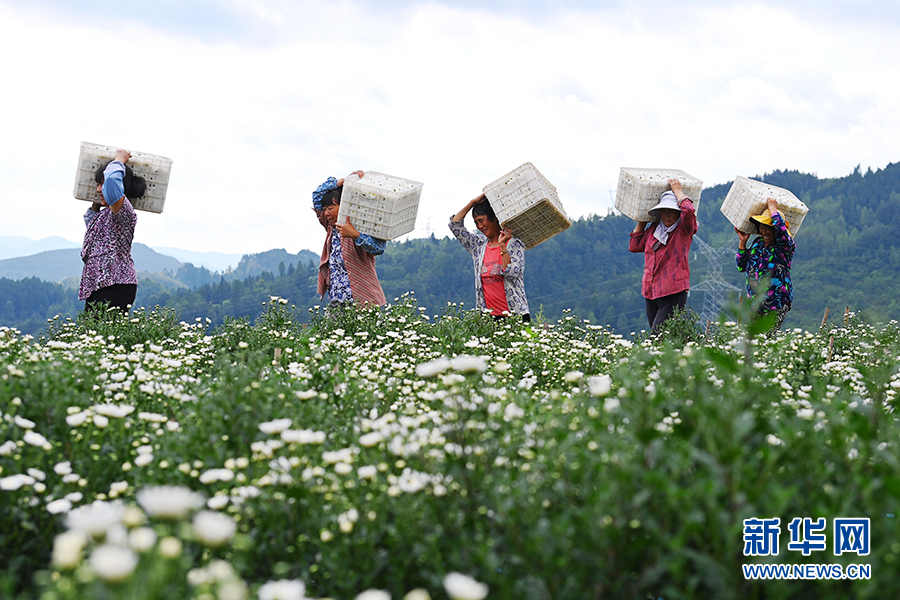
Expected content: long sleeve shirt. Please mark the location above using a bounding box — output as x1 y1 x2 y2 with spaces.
736 212 795 311
448 217 530 315
78 161 137 300
312 177 386 305
628 198 697 300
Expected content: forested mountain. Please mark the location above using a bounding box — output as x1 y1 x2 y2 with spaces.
3 163 900 335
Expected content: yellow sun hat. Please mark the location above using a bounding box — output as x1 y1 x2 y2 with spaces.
750 209 792 236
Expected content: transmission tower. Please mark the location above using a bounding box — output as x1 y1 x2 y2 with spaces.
692 235 742 326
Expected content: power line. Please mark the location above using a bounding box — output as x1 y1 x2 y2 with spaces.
693 235 741 325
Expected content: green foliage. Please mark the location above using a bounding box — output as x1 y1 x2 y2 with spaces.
2 298 900 599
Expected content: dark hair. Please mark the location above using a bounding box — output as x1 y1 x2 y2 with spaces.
95 161 147 199
321 187 342 207
472 200 498 223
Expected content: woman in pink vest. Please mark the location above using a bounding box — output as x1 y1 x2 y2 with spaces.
628 179 697 333
312 171 387 308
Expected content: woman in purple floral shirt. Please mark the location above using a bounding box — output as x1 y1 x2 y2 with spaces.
79 149 145 314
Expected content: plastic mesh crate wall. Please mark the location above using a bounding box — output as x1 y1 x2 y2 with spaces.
482 162 571 249
338 172 423 240
615 168 703 222
73 142 173 213
721 176 808 235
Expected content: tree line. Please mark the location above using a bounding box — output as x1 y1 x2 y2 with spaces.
3 162 900 335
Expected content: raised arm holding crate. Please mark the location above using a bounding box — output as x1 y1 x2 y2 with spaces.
449 194 530 321
312 172 387 308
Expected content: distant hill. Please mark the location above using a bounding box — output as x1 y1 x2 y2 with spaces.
152 247 243 272
0 243 183 284
0 235 79 260
3 163 900 335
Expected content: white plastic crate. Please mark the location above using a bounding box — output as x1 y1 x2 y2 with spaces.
482 162 571 249
615 167 703 222
721 176 808 235
338 171 423 240
73 142 173 213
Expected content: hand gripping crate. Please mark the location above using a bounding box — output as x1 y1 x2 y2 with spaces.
615 167 703 222
721 176 809 235
338 171 423 240
73 142 173 213
482 162 571 249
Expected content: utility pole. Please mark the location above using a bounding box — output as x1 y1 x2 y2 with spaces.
692 235 741 326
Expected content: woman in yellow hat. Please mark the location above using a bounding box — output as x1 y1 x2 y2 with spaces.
735 197 796 330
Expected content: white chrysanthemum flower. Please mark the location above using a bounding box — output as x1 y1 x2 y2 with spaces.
259 418 293 435
199 468 235 484
14 415 35 429
138 412 167 423
66 412 89 427
90 544 138 583
358 465 378 479
0 440 16 455
443 572 489 600
415 357 450 378
403 590 431 600
280 429 326 444
54 461 73 476
94 404 135 418
207 495 230 510
134 453 154 467
66 501 125 537
158 536 182 558
128 527 158 552
359 432 382 447
589 374 611 397
449 355 487 373
603 398 620 412
23 430 52 450
93 415 109 429
356 590 391 600
51 529 88 569
47 498 73 514
192 510 237 547
564 370 583 383
258 579 307 600
503 403 525 420
137 486 205 519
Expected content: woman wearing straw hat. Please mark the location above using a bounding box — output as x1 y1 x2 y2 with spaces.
629 179 698 334
735 197 795 331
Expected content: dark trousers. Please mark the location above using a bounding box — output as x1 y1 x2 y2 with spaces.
84 284 137 315
492 313 531 323
645 291 688 333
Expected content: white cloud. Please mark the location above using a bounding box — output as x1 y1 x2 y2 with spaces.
1 0 898 257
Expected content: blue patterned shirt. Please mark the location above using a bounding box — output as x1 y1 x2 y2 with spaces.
736 212 795 311
312 177 386 302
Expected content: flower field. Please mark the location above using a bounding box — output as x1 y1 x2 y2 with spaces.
2 295 900 599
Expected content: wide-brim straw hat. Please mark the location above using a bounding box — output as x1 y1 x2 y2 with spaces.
647 191 680 219
750 209 792 235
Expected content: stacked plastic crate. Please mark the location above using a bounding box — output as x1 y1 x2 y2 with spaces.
338 172 423 240
721 176 808 234
73 142 173 213
615 168 703 222
482 162 570 249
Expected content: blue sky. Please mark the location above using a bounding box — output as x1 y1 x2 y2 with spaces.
2 0 899 255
